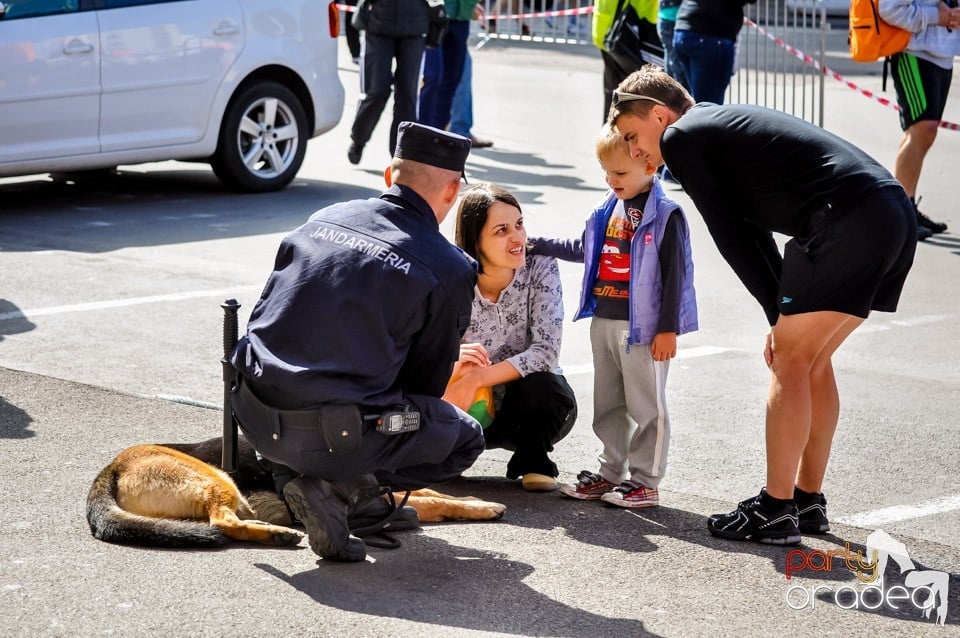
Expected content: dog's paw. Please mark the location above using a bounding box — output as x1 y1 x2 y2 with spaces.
479 502 507 520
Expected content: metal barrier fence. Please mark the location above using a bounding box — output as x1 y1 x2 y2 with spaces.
477 0 593 45
731 0 828 126
475 0 829 126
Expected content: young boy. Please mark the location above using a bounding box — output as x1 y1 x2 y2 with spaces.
531 123 697 508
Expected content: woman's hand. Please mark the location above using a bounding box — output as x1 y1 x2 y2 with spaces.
450 342 490 379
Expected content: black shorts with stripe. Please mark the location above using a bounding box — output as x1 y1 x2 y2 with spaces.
778 187 918 320
890 52 953 130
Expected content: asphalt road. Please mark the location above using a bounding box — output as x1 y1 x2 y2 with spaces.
1 30 959 638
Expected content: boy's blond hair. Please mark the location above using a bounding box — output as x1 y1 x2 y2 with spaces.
595 122 657 177
594 122 631 164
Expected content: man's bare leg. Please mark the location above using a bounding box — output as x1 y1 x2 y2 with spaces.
764 311 862 500
795 315 864 494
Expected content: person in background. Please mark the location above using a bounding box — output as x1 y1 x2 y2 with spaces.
878 0 958 239
449 47 495 147
592 0 660 120
672 0 756 105
420 0 479 133
344 0 362 63
347 0 429 164
657 0 687 88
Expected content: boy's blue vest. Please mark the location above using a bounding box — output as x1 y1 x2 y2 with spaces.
574 179 698 347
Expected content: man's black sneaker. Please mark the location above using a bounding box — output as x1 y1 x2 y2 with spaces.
914 197 947 234
794 486 830 534
707 488 801 546
283 475 378 561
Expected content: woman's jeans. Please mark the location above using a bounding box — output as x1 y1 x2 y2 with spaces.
672 29 736 104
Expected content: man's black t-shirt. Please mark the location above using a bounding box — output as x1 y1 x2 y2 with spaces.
661 103 901 325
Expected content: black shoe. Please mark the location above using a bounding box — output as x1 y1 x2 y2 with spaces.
918 224 933 241
469 134 493 149
794 486 830 534
348 489 420 545
347 142 362 165
707 488 801 546
914 197 947 234
283 475 378 561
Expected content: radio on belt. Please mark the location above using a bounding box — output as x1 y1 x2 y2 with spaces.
376 409 421 434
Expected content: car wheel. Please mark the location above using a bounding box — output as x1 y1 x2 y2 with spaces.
212 82 308 193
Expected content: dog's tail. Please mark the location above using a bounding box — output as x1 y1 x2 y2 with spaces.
86 465 227 548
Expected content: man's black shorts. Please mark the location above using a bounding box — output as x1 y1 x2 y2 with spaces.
890 52 953 130
778 187 917 319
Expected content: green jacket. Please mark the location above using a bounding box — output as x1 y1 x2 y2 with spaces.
592 0 658 49
444 0 479 21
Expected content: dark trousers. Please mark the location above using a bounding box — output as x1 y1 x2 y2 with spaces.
601 49 633 122
418 20 471 130
483 372 577 479
672 30 736 105
234 384 484 491
343 0 361 58
350 32 426 156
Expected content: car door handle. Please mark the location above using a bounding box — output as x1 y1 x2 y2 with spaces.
63 39 94 55
213 22 241 36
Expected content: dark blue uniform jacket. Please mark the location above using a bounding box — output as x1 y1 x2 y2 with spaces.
231 185 477 410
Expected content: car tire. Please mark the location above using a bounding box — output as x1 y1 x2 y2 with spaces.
211 81 308 193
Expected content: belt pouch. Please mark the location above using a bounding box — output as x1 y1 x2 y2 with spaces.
318 404 363 455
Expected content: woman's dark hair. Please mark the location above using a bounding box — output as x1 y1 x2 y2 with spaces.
455 183 522 274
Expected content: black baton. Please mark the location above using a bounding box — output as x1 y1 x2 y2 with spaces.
220 298 241 474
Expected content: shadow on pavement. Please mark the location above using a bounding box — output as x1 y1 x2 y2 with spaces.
0 393 35 439
0 169 380 253
0 299 35 342
416 475 958 628
255 536 664 638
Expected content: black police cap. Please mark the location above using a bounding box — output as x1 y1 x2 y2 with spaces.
394 121 471 181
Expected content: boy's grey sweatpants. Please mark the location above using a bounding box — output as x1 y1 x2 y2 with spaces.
590 317 670 488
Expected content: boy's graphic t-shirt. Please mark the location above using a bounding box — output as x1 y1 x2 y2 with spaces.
594 192 649 320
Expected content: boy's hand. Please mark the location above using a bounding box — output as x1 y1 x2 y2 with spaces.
650 332 677 361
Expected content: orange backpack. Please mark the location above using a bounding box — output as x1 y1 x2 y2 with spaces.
849 0 912 62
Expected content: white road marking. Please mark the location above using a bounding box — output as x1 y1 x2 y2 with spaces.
834 493 960 528
857 314 951 334
0 287 256 322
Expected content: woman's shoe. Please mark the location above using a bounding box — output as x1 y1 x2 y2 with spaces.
522 473 557 492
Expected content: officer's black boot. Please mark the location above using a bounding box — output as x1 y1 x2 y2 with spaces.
348 489 421 539
283 474 379 561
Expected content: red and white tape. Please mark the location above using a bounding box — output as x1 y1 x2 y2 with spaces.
336 3 593 19
743 17 960 131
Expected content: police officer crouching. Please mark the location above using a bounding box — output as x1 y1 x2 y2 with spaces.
229 122 483 561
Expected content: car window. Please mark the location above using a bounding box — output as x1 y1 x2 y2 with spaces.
0 0 79 19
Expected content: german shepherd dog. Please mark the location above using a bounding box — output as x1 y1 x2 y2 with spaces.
86 437 506 548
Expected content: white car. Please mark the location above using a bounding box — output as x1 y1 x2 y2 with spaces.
0 0 345 192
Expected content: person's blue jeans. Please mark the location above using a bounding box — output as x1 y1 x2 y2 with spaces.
672 29 736 104
418 20 471 130
449 51 473 137
656 18 688 90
